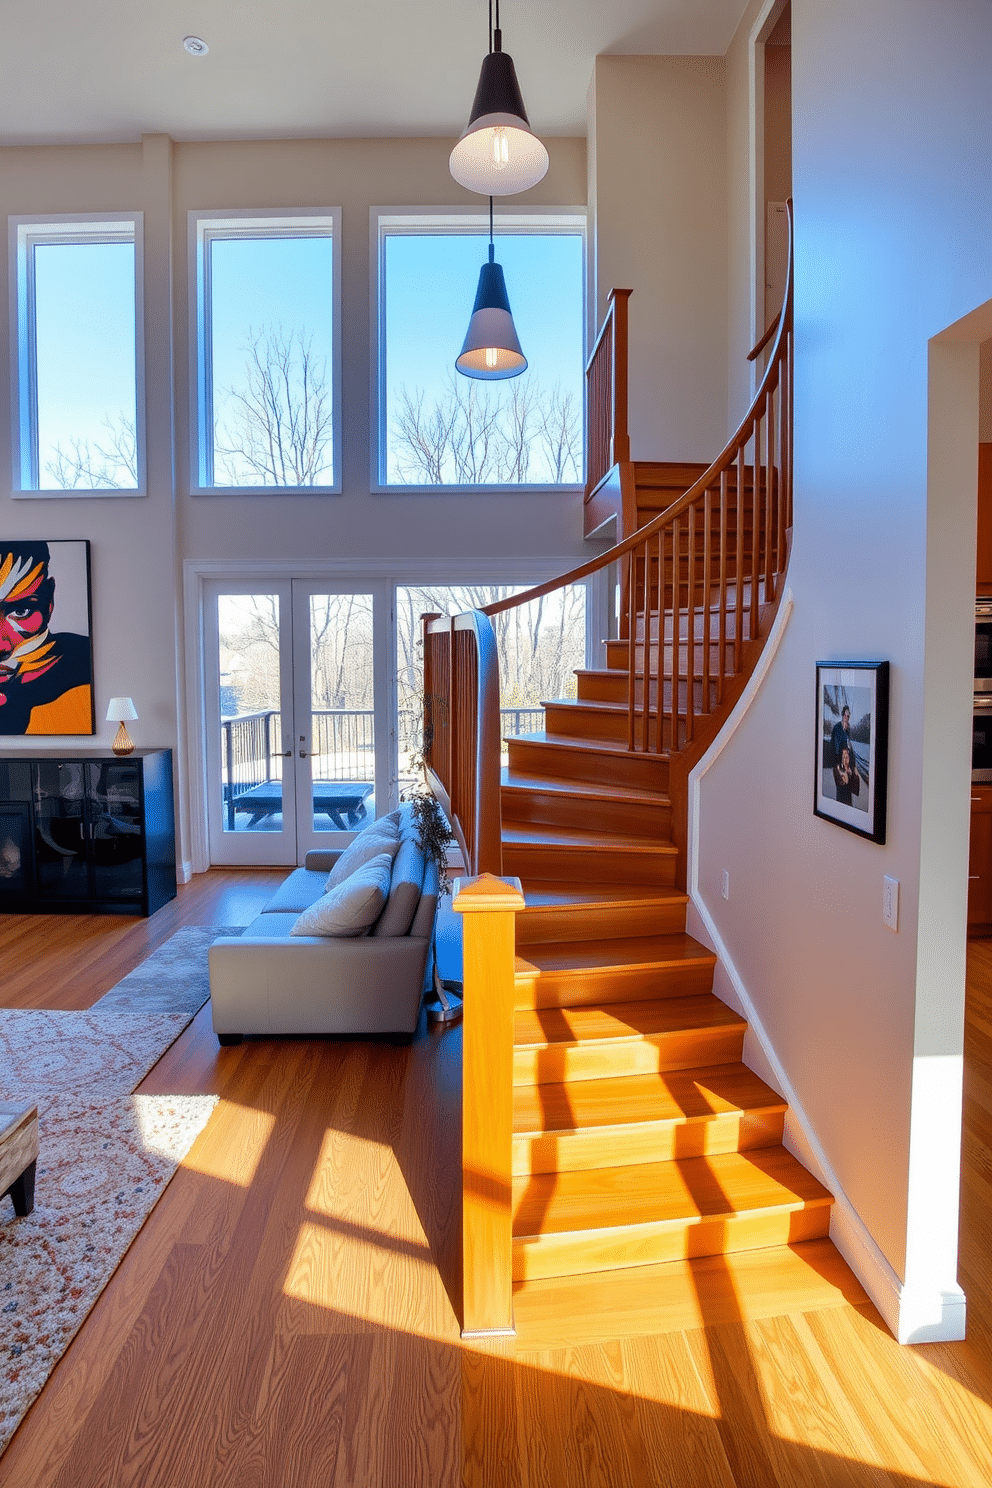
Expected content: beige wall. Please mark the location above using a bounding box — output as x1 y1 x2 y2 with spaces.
693 0 992 1340
0 134 588 869
588 56 729 463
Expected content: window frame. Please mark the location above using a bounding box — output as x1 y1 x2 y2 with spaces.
371 206 587 495
9 212 145 498
188 208 343 496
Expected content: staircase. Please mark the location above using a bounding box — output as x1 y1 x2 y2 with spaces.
425 205 864 1338
499 660 837 1334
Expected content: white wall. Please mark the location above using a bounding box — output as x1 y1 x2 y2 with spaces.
587 56 729 463
0 134 589 870
692 0 992 1341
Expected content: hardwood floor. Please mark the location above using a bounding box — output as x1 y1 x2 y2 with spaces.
2 876 992 1486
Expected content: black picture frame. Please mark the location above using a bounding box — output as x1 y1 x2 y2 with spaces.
814 660 889 844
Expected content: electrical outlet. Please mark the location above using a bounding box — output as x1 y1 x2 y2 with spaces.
721 869 730 901
883 875 899 931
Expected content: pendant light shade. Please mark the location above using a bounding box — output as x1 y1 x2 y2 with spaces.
456 245 527 380
449 11 549 197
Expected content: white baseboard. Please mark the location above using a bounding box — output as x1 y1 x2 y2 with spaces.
178 859 194 885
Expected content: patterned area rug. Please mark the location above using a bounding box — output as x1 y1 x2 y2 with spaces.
0 927 234 1456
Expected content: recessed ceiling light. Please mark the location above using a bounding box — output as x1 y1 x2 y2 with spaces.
182 36 209 57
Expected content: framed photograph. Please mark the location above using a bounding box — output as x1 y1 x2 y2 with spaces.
814 660 889 844
0 539 94 736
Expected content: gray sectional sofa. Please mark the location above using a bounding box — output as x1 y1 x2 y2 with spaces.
208 804 439 1044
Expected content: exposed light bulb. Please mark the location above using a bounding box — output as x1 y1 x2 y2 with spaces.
491 128 510 168
485 347 498 368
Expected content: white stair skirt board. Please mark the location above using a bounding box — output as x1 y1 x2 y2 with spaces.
685 590 967 1347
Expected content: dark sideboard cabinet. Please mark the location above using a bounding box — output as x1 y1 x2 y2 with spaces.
0 749 176 917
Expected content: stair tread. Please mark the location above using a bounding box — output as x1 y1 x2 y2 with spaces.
512 1147 832 1239
511 1238 867 1348
515 932 715 977
512 730 671 760
513 1062 786 1137
502 823 676 854
519 883 688 911
501 766 669 806
514 994 744 1051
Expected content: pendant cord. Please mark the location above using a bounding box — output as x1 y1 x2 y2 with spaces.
489 195 494 252
488 0 493 53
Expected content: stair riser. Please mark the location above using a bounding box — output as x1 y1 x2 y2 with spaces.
507 738 670 793
514 959 715 1010
513 1108 786 1177
511 1201 831 1282
515 898 689 945
543 703 697 749
513 1026 745 1085
575 673 723 711
604 640 742 670
503 842 676 886
501 786 671 839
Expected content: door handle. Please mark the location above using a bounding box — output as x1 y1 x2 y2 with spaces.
299 749 309 758
279 749 293 757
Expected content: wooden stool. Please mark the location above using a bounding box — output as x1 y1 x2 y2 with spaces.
0 1101 38 1217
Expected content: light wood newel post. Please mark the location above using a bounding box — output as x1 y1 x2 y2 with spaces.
455 872 525 1338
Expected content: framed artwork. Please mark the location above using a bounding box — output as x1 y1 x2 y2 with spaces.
0 539 94 736
814 660 889 844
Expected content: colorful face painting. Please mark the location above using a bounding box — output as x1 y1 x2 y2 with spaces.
0 541 94 734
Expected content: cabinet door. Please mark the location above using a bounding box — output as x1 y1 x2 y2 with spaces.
968 793 992 930
32 761 92 900
86 762 144 905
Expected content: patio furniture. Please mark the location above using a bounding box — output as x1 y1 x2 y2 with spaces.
231 781 373 830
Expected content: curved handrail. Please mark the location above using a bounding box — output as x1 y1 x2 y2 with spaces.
481 203 794 621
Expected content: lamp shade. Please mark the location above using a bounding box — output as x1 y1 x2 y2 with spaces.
106 696 138 722
449 49 549 196
455 253 527 380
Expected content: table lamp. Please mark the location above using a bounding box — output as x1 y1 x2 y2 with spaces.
106 697 138 756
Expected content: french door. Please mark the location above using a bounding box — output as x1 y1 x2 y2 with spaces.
204 578 394 866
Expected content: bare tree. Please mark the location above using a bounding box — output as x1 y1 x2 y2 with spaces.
46 413 137 490
389 377 582 486
215 326 333 486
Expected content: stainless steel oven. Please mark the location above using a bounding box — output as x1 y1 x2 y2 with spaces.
976 598 992 693
974 694 992 782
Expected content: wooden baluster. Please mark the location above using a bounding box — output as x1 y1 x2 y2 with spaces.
702 484 712 715
611 291 631 467
750 407 762 646
686 502 696 744
627 548 637 751
671 515 681 755
735 443 745 672
651 528 662 753
456 873 525 1338
776 370 786 577
718 468 729 705
764 387 775 603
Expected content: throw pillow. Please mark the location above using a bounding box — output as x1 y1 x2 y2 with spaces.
326 817 400 889
291 853 393 937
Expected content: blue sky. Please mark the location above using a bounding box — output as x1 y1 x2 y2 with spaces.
34 240 136 484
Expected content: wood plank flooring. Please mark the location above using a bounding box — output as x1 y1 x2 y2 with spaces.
2 875 992 1486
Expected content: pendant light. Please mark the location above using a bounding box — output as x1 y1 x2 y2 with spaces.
449 0 549 197
456 198 527 380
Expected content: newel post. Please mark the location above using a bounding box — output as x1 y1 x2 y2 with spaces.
455 872 525 1338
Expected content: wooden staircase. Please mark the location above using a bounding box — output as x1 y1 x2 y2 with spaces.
498 644 838 1331
426 207 865 1338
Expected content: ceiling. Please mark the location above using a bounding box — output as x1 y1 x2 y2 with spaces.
0 0 751 147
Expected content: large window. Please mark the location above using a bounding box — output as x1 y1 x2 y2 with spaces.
11 215 142 495
191 212 340 492
376 211 585 490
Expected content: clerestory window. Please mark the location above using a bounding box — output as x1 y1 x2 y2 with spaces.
374 209 586 491
190 211 341 493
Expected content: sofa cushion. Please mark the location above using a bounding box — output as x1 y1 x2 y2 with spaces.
261 867 329 915
409 854 440 941
372 832 425 938
326 817 400 889
292 853 393 937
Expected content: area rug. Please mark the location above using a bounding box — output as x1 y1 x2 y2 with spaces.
0 927 235 1456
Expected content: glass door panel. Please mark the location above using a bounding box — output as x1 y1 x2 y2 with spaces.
206 584 297 866
86 762 144 904
32 761 91 899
